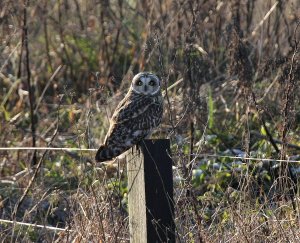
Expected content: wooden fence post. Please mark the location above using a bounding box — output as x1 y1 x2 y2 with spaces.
127 139 175 243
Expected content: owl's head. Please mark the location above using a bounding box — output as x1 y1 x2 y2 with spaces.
131 72 161 95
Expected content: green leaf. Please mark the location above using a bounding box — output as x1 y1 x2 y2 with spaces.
0 105 10 121
208 86 214 129
260 125 267 136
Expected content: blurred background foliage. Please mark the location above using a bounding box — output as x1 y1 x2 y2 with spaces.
0 0 300 242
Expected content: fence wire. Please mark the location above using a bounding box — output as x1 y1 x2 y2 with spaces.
0 147 299 163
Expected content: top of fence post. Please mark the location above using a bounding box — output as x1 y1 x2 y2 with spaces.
127 139 175 243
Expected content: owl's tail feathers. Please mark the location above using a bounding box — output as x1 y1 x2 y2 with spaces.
95 144 114 162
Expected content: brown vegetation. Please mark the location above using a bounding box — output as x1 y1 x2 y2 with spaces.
0 0 300 242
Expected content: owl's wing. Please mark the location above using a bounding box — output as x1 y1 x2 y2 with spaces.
111 95 157 124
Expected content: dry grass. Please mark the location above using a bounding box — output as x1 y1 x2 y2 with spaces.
1 0 300 242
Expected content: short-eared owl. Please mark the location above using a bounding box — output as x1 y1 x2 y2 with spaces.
95 72 163 162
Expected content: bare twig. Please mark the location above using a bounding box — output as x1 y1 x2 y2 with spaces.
34 64 64 113
155 32 176 134
250 90 280 153
21 0 37 165
280 21 300 154
251 130 300 151
251 1 279 37
12 96 62 219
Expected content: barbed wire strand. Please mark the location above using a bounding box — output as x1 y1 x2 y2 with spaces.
0 218 72 232
190 154 300 163
0 147 97 151
0 147 299 163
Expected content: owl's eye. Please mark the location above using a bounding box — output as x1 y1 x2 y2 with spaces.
149 80 156 86
136 80 143 86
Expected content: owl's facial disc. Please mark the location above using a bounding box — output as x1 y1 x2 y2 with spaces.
132 72 161 95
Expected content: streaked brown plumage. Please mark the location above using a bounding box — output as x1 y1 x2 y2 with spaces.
95 72 163 162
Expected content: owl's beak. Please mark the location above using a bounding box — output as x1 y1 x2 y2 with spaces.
144 86 148 92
